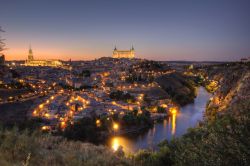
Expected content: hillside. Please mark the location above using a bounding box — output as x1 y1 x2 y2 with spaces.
156 73 197 106
130 63 250 166
0 129 130 166
205 63 250 119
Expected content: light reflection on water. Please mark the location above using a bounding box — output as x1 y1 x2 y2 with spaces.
171 112 176 135
109 87 211 153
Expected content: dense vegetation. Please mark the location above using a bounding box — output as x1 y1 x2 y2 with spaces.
80 70 91 77
126 60 169 83
121 109 152 127
0 128 130 166
62 117 108 144
62 110 152 144
1 100 249 166
110 90 136 103
156 73 197 106
0 26 5 52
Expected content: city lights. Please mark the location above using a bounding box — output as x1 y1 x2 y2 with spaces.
112 138 119 151
96 119 101 127
33 110 38 116
169 107 178 115
0 1 247 162
41 126 50 131
39 104 44 109
60 121 66 129
113 123 119 130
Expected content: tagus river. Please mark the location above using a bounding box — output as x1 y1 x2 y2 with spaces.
108 87 212 153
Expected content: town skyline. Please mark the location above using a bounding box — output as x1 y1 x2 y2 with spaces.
1 0 249 61
0 1 249 165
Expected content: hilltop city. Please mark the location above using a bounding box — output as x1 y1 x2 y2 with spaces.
1 0 250 165
0 45 250 165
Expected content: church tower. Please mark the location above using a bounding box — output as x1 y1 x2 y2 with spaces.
28 46 34 61
113 46 119 58
130 45 135 58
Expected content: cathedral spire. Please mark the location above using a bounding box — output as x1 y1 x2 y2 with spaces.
28 45 34 61
131 45 134 51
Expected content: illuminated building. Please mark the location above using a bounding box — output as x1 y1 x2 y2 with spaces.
112 46 135 59
25 46 62 67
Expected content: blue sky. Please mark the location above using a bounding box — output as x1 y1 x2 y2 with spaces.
0 0 249 61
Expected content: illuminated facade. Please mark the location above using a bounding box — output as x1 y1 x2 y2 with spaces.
112 46 135 59
25 47 62 67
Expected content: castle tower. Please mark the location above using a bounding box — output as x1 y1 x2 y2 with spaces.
28 46 34 61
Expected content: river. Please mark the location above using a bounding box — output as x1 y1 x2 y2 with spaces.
107 87 212 153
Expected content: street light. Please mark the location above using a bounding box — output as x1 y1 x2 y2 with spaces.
113 123 119 130
39 104 43 109
96 119 101 127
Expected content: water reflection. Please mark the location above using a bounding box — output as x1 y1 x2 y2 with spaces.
112 138 119 151
108 87 211 153
110 136 136 153
171 112 177 135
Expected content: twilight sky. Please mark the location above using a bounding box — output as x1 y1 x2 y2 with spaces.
0 0 249 61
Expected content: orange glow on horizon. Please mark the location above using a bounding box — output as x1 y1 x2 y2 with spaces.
3 48 101 61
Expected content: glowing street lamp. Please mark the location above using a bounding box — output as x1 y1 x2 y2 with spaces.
33 110 38 116
170 107 177 114
60 121 66 129
39 104 44 109
112 138 119 151
96 119 101 127
41 126 50 131
113 123 119 130
161 104 168 108
44 113 50 118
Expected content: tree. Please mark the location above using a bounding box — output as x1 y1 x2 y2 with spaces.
63 117 108 143
0 26 5 52
81 70 91 77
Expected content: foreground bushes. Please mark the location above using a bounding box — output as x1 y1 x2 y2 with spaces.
1 98 249 166
0 129 130 166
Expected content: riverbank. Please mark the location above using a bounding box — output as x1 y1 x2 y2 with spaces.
156 73 197 106
107 87 211 153
129 63 250 165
